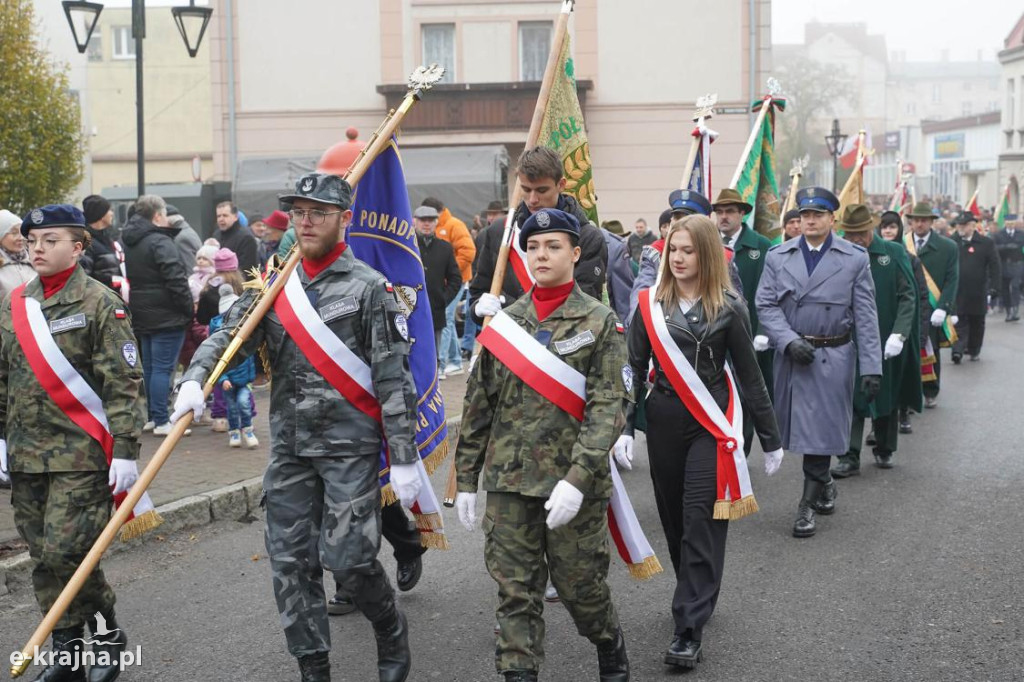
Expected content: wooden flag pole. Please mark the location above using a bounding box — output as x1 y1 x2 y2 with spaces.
9 65 446 679
729 93 775 188
443 0 575 507
678 93 717 191
780 155 808 229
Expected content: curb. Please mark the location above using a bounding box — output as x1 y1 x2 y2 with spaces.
0 417 462 597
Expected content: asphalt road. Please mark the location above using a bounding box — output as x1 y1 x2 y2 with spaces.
2 321 1023 681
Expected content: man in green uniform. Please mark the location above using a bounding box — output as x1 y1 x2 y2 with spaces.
903 202 959 408
1 204 145 682
831 205 920 478
455 208 631 682
713 187 774 455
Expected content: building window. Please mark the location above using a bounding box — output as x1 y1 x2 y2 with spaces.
422 24 455 83
86 31 103 62
932 84 941 104
519 21 552 82
112 26 135 60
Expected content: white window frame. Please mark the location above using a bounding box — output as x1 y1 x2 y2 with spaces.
112 25 135 60
518 21 553 82
421 24 455 84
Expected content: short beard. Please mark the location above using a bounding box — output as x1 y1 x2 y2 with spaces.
299 223 342 260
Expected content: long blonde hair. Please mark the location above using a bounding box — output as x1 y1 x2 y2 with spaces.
654 214 731 323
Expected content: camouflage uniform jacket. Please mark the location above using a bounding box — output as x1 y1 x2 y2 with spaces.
183 247 419 464
456 284 630 499
0 265 144 472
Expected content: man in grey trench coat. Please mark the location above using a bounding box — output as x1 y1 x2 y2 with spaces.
755 187 883 538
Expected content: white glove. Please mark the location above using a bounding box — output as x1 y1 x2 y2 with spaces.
950 315 959 327
930 309 947 327
764 448 784 476
544 480 584 530
389 463 422 509
455 492 477 531
108 458 139 495
0 439 8 485
883 333 905 360
474 293 504 319
170 380 205 424
753 335 770 352
611 435 634 470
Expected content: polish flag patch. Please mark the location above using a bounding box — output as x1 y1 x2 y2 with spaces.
615 322 624 334
114 309 127 319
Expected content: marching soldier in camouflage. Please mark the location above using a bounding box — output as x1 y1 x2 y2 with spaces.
174 173 421 682
0 204 144 682
455 208 632 682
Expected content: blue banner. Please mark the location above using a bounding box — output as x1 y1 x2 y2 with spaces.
348 140 449 484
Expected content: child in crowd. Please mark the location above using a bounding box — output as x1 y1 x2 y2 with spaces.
189 244 219 302
197 248 246 432
209 284 259 448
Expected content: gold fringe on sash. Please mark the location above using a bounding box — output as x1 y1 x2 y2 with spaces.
379 483 397 507
421 437 449 476
419 531 449 550
713 495 759 521
117 510 163 541
626 554 664 581
413 511 444 532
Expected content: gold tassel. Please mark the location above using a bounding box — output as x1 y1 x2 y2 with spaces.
419 531 449 550
117 510 164 542
379 484 397 507
712 499 732 520
421 438 450 476
413 511 444 532
729 495 760 521
627 554 664 581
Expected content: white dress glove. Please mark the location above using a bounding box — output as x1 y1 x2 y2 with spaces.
474 293 504 319
108 458 139 495
544 480 584 530
753 335 770 352
170 380 206 424
883 333 905 360
764 448 784 476
389 463 422 509
930 309 947 327
611 435 634 470
950 315 959 327
455 492 477 531
0 439 8 485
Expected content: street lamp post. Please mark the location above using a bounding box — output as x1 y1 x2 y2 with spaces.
63 0 213 196
824 118 848 194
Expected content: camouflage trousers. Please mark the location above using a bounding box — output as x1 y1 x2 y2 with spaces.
263 453 397 658
484 492 619 674
10 471 116 630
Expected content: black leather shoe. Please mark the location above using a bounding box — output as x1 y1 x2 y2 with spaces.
793 480 822 538
830 459 860 478
33 627 86 682
373 609 411 682
874 450 894 469
86 610 127 682
503 672 538 682
812 479 837 515
664 636 702 669
327 595 356 616
951 353 962 364
597 627 630 681
297 652 330 682
396 556 422 592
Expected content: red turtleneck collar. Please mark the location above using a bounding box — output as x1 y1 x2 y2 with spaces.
41 265 77 299
532 280 574 322
302 242 347 280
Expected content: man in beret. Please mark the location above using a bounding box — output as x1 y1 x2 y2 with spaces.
2 204 145 682
456 207 631 682
174 172 421 682
756 187 882 538
951 212 999 362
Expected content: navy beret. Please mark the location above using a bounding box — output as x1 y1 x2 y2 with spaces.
519 208 580 251
21 204 87 236
668 189 712 216
796 187 840 213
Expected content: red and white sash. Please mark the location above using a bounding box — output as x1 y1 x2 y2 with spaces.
477 308 662 578
508 225 536 293
10 286 160 538
273 268 446 545
112 241 130 303
637 288 758 520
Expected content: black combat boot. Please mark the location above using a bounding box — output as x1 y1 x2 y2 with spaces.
503 672 539 682
86 610 127 682
297 652 330 682
664 631 702 669
793 480 824 538
395 556 422 592
597 627 630 681
32 626 86 682
372 608 411 682
812 478 838 515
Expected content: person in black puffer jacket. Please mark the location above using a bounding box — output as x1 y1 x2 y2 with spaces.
81 194 128 300
122 195 194 434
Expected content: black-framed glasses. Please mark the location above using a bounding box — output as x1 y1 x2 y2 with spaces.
289 209 342 225
26 237 77 251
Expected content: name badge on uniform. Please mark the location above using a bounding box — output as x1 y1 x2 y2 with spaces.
554 330 596 355
48 313 87 335
319 296 359 323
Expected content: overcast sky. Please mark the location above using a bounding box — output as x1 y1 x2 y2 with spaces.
773 0 1021 61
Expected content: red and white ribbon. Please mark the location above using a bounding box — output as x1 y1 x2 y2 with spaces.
638 288 757 520
10 286 158 531
508 224 536 293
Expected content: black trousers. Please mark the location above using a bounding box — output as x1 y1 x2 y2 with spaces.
953 314 985 357
645 389 728 641
843 413 898 465
924 327 943 399
1001 262 1022 309
381 501 426 562
802 454 832 484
